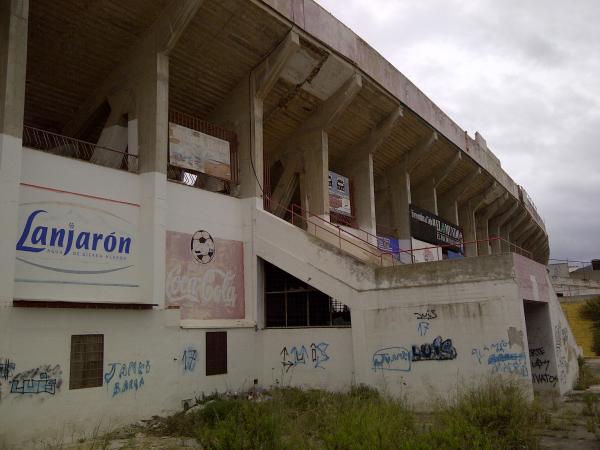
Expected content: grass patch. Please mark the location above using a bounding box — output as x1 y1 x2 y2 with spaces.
154 380 543 449
576 357 600 390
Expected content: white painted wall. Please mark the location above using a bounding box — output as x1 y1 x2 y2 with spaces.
0 150 580 448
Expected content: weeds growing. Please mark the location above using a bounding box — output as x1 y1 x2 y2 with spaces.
154 380 544 450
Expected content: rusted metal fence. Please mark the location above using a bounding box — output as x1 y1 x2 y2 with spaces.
22 126 137 172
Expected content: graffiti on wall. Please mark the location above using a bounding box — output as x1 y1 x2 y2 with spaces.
9 364 62 396
372 347 411 372
554 324 570 386
0 359 16 381
182 348 198 372
414 309 438 336
414 309 437 321
104 360 150 397
412 336 457 361
280 343 330 372
472 339 528 378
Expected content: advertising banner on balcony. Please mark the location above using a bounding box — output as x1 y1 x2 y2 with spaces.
411 238 443 263
14 184 140 302
409 204 463 253
328 171 351 216
168 122 231 181
165 230 245 321
376 236 413 264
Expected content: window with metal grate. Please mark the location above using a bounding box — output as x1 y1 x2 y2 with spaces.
70 334 104 389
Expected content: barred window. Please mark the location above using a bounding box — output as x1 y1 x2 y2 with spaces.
70 334 104 389
263 261 351 327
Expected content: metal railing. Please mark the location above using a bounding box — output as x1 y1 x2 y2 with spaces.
22 126 137 172
264 196 533 267
265 196 398 266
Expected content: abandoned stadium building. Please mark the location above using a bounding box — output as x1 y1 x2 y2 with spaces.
0 0 580 446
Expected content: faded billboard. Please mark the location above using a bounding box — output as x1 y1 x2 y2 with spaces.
15 184 140 301
328 171 351 216
168 123 231 180
165 230 245 320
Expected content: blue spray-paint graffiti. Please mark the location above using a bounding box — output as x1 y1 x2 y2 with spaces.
104 360 150 397
412 336 457 361
11 373 56 395
372 347 411 372
414 309 437 336
9 364 62 396
280 342 330 372
472 339 528 378
182 348 198 372
417 321 430 337
311 343 330 369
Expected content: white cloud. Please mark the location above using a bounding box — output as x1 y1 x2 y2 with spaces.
317 0 600 261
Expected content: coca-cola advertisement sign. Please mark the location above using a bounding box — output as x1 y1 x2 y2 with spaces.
165 230 245 320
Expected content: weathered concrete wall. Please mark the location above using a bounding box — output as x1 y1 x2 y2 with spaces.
0 307 258 447
260 328 353 391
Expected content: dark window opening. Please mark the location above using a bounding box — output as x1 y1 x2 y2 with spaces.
70 334 104 390
263 261 351 327
206 331 227 375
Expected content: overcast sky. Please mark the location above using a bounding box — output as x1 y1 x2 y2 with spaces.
316 0 600 263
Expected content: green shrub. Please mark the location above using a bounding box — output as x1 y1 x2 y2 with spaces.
155 381 544 450
580 296 600 322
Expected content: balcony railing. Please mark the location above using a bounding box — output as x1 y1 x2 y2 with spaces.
22 126 137 173
264 195 533 267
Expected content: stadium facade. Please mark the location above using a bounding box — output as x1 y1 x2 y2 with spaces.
0 0 580 446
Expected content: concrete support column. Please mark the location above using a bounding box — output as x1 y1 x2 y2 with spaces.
345 152 376 234
137 51 169 309
412 179 437 215
387 166 411 240
301 130 329 218
475 194 507 256
438 167 481 227
0 0 28 307
438 199 459 226
458 204 477 257
489 201 518 254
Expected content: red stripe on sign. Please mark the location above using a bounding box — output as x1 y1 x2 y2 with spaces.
20 182 140 207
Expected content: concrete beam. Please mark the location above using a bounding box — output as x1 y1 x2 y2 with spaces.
480 192 508 222
475 192 508 256
270 152 302 217
343 106 403 161
62 0 202 138
401 131 439 173
468 181 501 213
439 167 481 205
434 152 462 190
489 200 518 254
275 73 363 162
338 107 402 234
254 31 301 100
512 219 536 243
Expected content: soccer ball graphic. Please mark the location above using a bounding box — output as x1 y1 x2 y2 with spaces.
190 230 215 264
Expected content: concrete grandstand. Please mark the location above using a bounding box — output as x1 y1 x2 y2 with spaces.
0 0 579 446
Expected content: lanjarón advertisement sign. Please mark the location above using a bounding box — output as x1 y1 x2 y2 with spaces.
15 185 140 301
